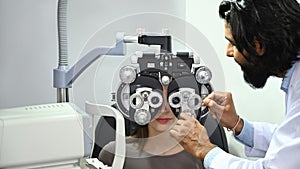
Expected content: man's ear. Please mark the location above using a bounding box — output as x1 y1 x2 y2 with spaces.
254 37 265 56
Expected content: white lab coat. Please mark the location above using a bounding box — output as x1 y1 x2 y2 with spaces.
206 61 300 169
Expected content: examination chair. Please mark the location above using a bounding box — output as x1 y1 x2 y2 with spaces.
92 111 229 158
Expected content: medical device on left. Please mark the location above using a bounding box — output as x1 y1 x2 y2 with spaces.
0 103 91 169
0 102 125 169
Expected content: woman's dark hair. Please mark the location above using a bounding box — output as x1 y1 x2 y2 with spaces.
130 125 148 150
219 0 300 75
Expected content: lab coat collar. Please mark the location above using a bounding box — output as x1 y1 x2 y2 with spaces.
280 53 300 93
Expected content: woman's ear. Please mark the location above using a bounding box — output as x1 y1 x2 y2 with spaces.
254 37 265 56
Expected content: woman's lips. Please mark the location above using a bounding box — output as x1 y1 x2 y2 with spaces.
156 118 172 124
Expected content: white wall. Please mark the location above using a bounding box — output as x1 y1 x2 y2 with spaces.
0 0 285 159
0 0 186 109
0 0 58 108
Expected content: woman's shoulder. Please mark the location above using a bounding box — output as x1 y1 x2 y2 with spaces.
99 138 139 166
101 141 116 152
100 143 204 169
150 150 204 169
101 137 144 157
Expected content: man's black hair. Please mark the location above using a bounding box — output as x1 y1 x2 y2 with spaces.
219 0 300 75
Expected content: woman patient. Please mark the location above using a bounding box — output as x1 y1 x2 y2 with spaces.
98 85 204 169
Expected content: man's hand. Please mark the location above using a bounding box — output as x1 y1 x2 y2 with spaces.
170 113 216 160
202 91 243 135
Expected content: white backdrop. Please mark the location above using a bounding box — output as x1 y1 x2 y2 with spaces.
0 0 186 109
0 0 285 158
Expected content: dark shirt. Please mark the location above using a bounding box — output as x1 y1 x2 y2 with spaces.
99 140 204 169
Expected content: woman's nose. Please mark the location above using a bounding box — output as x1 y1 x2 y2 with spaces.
161 97 171 113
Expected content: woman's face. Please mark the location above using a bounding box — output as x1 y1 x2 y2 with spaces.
147 85 177 136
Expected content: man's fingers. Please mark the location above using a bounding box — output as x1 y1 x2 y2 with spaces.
175 118 194 132
178 112 195 121
205 91 224 100
202 98 213 107
170 129 181 140
203 97 224 107
203 91 229 105
204 92 215 100
202 98 225 120
170 125 187 141
203 99 225 111
170 116 196 141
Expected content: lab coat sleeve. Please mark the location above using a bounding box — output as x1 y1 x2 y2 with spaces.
243 122 277 157
235 120 254 147
204 117 300 169
204 147 265 169
234 119 277 157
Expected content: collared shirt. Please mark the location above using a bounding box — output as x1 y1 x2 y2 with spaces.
280 64 297 93
204 59 300 169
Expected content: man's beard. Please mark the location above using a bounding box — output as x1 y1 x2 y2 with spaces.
240 63 272 89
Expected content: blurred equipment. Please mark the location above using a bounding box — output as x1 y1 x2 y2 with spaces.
114 34 213 125
0 103 92 169
0 102 126 169
91 31 228 160
85 103 126 169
